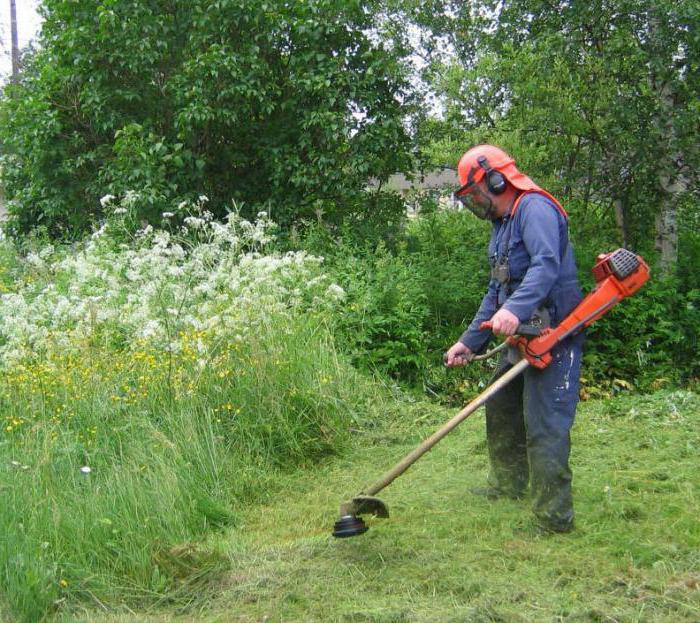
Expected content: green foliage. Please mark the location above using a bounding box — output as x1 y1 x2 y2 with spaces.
412 0 699 263
0 211 393 620
0 0 414 236
104 123 203 222
584 277 700 391
308 198 698 391
323 238 431 380
301 209 491 384
404 208 490 351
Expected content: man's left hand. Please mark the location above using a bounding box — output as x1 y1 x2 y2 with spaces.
489 308 520 336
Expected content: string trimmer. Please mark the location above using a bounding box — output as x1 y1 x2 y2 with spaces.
332 248 650 537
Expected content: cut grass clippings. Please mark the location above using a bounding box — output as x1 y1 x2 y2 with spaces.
61 389 700 622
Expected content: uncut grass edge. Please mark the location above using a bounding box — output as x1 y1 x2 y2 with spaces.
0 314 391 622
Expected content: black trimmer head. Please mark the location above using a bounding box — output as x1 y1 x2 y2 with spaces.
332 495 389 538
332 514 368 538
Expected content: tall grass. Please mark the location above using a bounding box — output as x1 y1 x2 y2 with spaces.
0 205 385 621
0 315 379 620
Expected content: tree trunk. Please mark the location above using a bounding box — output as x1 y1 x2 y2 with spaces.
613 198 628 248
10 0 19 79
655 164 685 276
648 9 686 277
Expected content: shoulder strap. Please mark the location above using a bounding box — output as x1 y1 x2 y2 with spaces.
509 189 570 262
510 190 568 220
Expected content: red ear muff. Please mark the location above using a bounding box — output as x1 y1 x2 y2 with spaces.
477 156 507 195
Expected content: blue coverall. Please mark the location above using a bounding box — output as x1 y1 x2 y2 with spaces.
460 192 584 531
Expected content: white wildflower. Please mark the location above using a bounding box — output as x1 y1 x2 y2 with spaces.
100 194 116 208
0 209 336 368
25 252 44 269
123 190 140 206
162 212 175 219
184 216 204 229
170 244 185 260
153 231 170 247
38 245 55 260
135 224 153 238
113 207 128 215
80 466 91 474
140 320 161 338
326 283 346 301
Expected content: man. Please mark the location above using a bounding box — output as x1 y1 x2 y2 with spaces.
444 144 584 534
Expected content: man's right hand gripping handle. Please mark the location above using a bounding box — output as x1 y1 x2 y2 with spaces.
443 342 474 367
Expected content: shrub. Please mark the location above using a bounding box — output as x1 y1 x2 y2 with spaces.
311 200 699 393
583 277 700 391
324 239 431 380
300 208 491 384
404 208 490 353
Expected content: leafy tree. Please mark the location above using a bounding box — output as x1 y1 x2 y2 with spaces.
413 0 699 274
0 0 415 236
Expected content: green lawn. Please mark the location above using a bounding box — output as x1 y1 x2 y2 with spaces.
62 390 699 622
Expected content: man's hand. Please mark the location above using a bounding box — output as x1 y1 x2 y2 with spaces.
489 308 520 336
444 342 474 367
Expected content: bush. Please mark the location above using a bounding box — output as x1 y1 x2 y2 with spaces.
309 200 699 394
323 238 431 380
404 208 490 353
583 277 700 392
300 208 491 384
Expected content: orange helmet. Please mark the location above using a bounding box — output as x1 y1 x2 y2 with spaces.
454 144 539 198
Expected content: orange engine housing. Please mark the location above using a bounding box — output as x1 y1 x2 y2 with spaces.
514 249 650 369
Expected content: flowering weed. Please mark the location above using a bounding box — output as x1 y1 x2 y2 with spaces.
0 206 383 620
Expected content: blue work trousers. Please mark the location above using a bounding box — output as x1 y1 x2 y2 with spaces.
484 337 583 531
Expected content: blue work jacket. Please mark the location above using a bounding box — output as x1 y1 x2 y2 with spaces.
460 193 582 354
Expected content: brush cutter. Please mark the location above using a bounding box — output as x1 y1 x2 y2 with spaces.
332 248 650 538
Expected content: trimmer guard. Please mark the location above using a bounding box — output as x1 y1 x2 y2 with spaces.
342 495 390 518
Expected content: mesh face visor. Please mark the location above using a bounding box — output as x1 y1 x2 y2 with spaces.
455 191 492 220
453 169 492 220
454 164 480 199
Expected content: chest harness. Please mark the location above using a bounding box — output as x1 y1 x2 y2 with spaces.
490 190 569 289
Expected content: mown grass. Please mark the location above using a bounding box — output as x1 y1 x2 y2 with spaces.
57 389 699 622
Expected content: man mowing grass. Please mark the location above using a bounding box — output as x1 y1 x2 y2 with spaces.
445 144 584 534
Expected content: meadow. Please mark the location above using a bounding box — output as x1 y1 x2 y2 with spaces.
0 203 697 622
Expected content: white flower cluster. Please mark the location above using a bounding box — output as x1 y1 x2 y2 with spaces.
0 208 345 367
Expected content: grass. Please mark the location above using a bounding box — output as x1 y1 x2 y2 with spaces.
0 316 382 622
54 389 699 622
